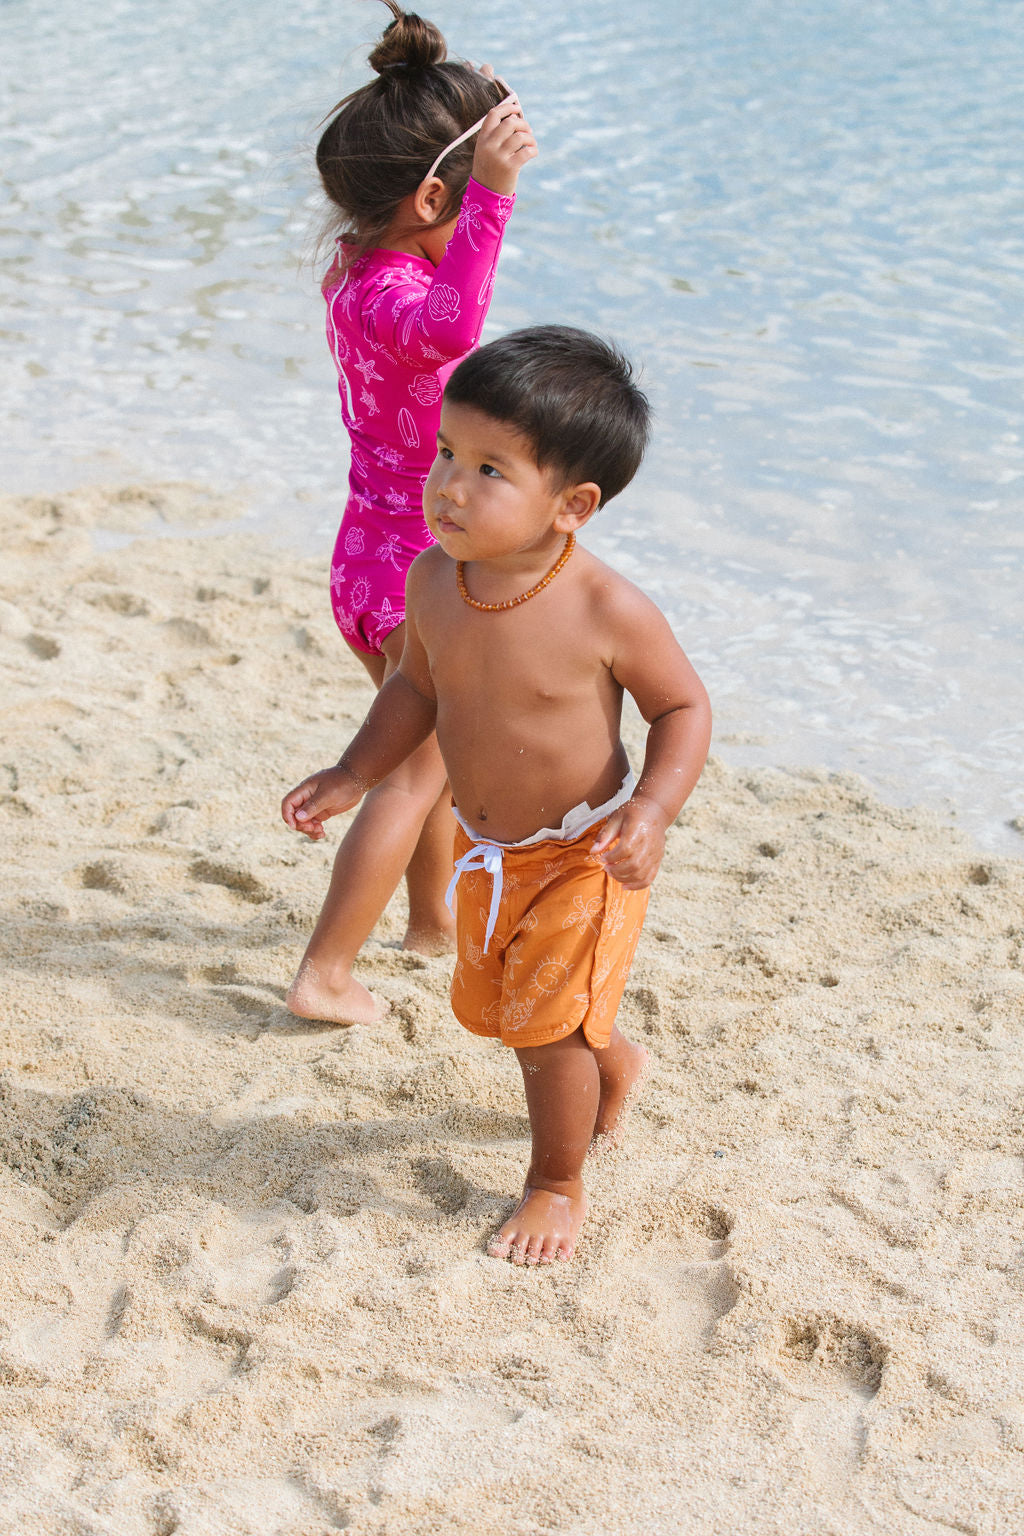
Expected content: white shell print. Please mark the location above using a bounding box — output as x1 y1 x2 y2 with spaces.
426 284 461 323
409 373 442 407
344 526 366 556
398 407 420 448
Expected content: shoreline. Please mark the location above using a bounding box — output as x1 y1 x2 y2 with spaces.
2 484 1023 1535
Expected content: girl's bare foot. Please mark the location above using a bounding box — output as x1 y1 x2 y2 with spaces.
593 1039 649 1145
487 1185 588 1266
285 961 384 1026
402 918 456 956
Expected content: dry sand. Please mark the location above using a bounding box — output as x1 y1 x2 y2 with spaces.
1 484 1023 1535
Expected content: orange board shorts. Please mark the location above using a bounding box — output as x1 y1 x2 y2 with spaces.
449 818 650 1051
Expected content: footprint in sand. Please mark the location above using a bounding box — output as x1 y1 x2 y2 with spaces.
412 1154 472 1216
770 1313 888 1504
593 1189 740 1357
189 858 270 904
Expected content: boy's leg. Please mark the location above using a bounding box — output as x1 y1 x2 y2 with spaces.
488 1028 599 1266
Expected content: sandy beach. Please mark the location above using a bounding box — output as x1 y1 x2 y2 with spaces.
1 483 1023 1535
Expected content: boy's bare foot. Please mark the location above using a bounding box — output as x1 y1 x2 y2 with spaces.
487 1185 588 1266
402 918 456 956
285 961 384 1026
592 1041 649 1145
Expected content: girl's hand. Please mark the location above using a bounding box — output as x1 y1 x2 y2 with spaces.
281 765 364 841
471 96 538 197
591 796 670 890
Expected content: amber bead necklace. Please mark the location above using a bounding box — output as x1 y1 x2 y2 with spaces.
456 532 576 612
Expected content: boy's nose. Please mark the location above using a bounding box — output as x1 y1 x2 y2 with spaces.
440 474 467 507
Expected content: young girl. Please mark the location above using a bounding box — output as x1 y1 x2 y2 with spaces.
287 1 537 1026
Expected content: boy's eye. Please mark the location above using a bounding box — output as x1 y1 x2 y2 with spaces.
438 445 453 461
480 463 502 479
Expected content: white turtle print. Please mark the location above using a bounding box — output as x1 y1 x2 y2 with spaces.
376 533 403 568
360 386 379 416
502 994 536 1031
344 526 366 556
409 373 442 407
378 445 404 471
384 489 409 510
426 284 461 323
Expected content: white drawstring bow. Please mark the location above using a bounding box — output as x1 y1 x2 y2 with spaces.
445 841 504 954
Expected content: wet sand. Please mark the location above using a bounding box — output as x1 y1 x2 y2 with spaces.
1 485 1022 1535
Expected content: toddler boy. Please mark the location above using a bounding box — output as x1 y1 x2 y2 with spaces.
282 326 711 1265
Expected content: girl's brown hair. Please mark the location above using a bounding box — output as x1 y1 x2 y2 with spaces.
316 1 505 269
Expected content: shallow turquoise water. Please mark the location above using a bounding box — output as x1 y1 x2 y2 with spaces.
2 0 1022 847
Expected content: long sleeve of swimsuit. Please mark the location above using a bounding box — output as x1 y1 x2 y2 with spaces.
359 179 515 367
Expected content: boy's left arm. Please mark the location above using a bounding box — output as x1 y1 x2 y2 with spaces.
591 585 712 890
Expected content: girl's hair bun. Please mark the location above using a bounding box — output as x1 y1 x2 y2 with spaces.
369 1 447 76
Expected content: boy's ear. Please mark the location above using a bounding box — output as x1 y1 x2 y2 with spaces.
554 481 602 531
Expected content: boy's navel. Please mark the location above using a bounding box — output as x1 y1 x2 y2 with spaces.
477 808 488 822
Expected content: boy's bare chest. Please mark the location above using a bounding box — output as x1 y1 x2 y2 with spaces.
423 599 609 712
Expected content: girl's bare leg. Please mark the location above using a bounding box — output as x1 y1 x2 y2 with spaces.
592 1024 649 1142
286 625 456 1025
402 788 459 954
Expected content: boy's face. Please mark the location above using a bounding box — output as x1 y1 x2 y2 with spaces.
423 402 598 561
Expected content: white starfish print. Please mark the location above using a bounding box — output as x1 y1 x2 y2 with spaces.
354 356 383 383
372 595 402 630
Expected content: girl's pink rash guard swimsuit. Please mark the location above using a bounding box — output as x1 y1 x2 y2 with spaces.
324 178 515 655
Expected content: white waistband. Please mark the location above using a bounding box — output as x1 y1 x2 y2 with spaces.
451 770 636 850
446 771 635 955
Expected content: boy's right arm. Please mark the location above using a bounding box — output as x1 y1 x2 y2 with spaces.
281 571 438 841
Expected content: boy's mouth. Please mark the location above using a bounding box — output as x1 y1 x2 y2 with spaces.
435 512 464 534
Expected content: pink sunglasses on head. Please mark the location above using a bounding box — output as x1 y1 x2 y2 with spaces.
425 72 518 182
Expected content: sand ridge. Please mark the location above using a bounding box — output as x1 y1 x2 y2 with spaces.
1 485 1023 1535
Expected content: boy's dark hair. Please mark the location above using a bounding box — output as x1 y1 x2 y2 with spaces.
316 2 504 265
444 326 650 505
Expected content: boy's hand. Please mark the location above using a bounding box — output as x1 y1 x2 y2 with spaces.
591 796 670 890
471 94 538 196
281 765 364 842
